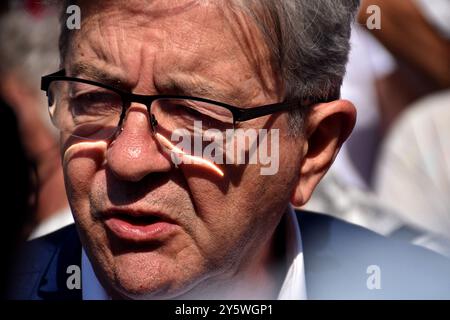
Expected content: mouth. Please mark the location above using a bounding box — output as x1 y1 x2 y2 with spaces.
102 210 178 242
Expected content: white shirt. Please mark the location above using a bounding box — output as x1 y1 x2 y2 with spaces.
29 207 74 240
374 90 450 257
82 205 307 300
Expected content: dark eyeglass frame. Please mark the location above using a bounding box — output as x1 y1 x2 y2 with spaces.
41 69 334 128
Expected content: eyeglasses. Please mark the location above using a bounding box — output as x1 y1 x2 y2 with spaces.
41 69 328 169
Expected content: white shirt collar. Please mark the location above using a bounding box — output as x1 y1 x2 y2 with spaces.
277 205 307 300
82 205 306 300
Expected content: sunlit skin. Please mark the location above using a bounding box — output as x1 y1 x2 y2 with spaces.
154 133 225 177
61 0 356 299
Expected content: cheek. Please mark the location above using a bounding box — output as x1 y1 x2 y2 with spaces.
63 141 107 218
179 164 268 244
62 141 115 272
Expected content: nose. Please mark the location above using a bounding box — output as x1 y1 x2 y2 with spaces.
106 103 172 181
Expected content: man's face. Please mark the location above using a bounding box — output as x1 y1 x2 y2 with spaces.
62 0 305 299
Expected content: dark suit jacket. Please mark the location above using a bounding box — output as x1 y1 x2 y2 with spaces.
7 211 450 299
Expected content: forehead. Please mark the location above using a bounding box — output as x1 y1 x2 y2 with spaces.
65 0 279 103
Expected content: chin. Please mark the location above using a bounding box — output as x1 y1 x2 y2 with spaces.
107 251 199 300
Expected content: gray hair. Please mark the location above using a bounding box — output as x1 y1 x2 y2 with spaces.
235 0 360 132
57 0 359 133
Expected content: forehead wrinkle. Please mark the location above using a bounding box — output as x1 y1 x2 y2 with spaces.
94 13 128 73
158 3 280 105
74 1 208 86
78 0 203 29
71 8 159 91
69 0 279 105
152 6 265 106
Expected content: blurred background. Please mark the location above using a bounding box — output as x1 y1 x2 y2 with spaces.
305 0 450 257
0 0 449 295
0 0 71 297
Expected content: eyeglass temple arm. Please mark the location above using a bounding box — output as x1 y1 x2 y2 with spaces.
234 93 340 122
233 100 305 122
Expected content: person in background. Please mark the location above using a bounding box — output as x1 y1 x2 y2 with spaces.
0 3 73 239
0 100 36 298
375 90 450 257
358 0 450 133
363 0 450 256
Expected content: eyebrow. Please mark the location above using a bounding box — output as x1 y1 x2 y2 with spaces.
68 62 129 89
69 62 247 106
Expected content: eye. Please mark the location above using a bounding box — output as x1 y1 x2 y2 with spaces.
153 98 233 131
69 91 122 117
173 102 222 126
175 102 204 117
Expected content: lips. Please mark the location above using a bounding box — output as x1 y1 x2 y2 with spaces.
101 209 178 242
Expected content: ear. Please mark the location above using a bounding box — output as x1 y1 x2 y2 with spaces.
290 99 356 207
